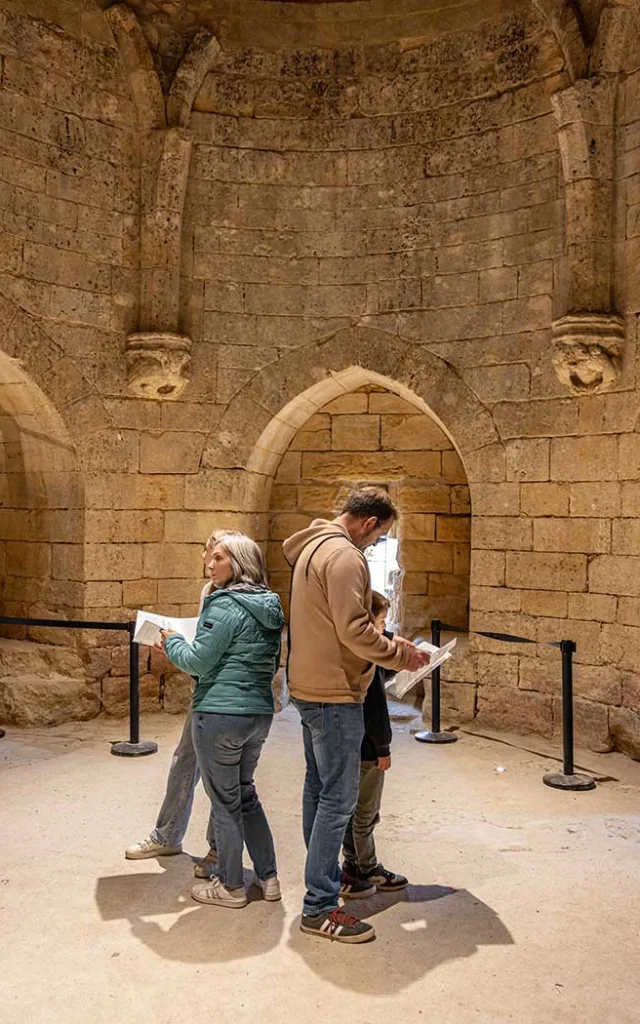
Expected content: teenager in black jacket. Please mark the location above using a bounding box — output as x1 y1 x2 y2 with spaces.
340 591 409 897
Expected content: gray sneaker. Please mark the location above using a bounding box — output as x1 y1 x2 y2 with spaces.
193 846 219 878
252 875 281 901
300 907 375 943
125 836 182 860
191 876 247 908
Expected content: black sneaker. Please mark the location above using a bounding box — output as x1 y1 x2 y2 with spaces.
339 870 376 899
366 865 408 892
300 907 375 943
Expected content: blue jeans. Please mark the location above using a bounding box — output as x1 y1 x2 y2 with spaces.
292 698 364 917
150 709 216 849
192 711 277 891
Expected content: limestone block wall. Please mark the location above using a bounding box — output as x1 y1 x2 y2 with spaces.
266 385 470 632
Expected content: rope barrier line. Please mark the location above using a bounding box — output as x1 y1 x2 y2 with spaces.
0 614 157 758
438 621 562 649
416 618 596 791
0 615 130 631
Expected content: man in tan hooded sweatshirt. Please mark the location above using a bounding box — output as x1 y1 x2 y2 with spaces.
283 486 430 944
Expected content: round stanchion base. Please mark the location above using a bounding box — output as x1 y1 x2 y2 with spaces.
0 728 5 738
111 740 158 757
415 730 458 745
543 771 596 791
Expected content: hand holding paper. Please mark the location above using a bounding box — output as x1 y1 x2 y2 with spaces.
386 638 457 699
133 611 198 648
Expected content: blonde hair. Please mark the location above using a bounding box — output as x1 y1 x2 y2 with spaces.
205 527 241 549
214 533 267 586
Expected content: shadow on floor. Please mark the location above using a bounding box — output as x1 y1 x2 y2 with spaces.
288 884 514 995
94 856 285 963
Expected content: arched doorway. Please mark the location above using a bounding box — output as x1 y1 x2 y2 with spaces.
0 306 96 726
266 379 471 640
201 326 504 726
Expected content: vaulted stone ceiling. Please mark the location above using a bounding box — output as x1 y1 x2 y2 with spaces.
97 2 613 58
97 0 602 93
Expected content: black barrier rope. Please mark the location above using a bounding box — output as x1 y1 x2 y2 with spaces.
437 621 562 649
0 615 157 758
414 618 596 791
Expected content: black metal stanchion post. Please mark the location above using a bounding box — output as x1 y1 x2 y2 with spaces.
543 639 595 791
111 623 158 757
415 618 458 745
0 728 5 738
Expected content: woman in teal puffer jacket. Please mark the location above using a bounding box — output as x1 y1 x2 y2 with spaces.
161 533 284 910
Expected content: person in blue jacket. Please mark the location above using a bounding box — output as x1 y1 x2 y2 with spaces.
159 533 285 910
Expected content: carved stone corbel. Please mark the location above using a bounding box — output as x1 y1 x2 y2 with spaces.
105 6 220 399
552 312 625 393
126 332 192 399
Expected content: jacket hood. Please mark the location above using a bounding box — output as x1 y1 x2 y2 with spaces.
282 519 352 566
207 586 284 631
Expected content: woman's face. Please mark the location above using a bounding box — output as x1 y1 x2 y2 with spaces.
206 543 234 588
202 544 215 577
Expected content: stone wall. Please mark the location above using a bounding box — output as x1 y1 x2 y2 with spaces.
0 0 639 758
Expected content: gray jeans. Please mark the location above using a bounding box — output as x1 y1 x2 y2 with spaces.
150 709 216 849
192 711 277 891
342 760 385 876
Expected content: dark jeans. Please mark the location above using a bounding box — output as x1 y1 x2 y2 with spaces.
292 698 364 917
192 711 277 891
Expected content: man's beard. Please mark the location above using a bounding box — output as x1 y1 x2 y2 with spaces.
357 529 379 550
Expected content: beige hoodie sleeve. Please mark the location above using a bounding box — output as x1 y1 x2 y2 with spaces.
322 547 408 670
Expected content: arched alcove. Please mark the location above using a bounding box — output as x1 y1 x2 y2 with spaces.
0 351 84 624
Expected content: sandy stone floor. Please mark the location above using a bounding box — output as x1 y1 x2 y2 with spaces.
1 708 639 1024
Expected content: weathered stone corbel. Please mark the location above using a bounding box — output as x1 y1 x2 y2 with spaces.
126 332 192 399
105 6 220 399
552 312 625 393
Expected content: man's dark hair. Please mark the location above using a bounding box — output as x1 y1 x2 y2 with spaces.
341 486 398 526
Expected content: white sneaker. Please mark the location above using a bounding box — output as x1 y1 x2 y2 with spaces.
191 876 247 908
253 875 282 902
125 836 182 860
193 846 219 878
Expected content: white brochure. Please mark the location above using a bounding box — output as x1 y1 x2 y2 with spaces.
133 610 199 648
386 638 457 699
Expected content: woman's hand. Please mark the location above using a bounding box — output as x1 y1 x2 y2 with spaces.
155 628 177 651
377 755 391 771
